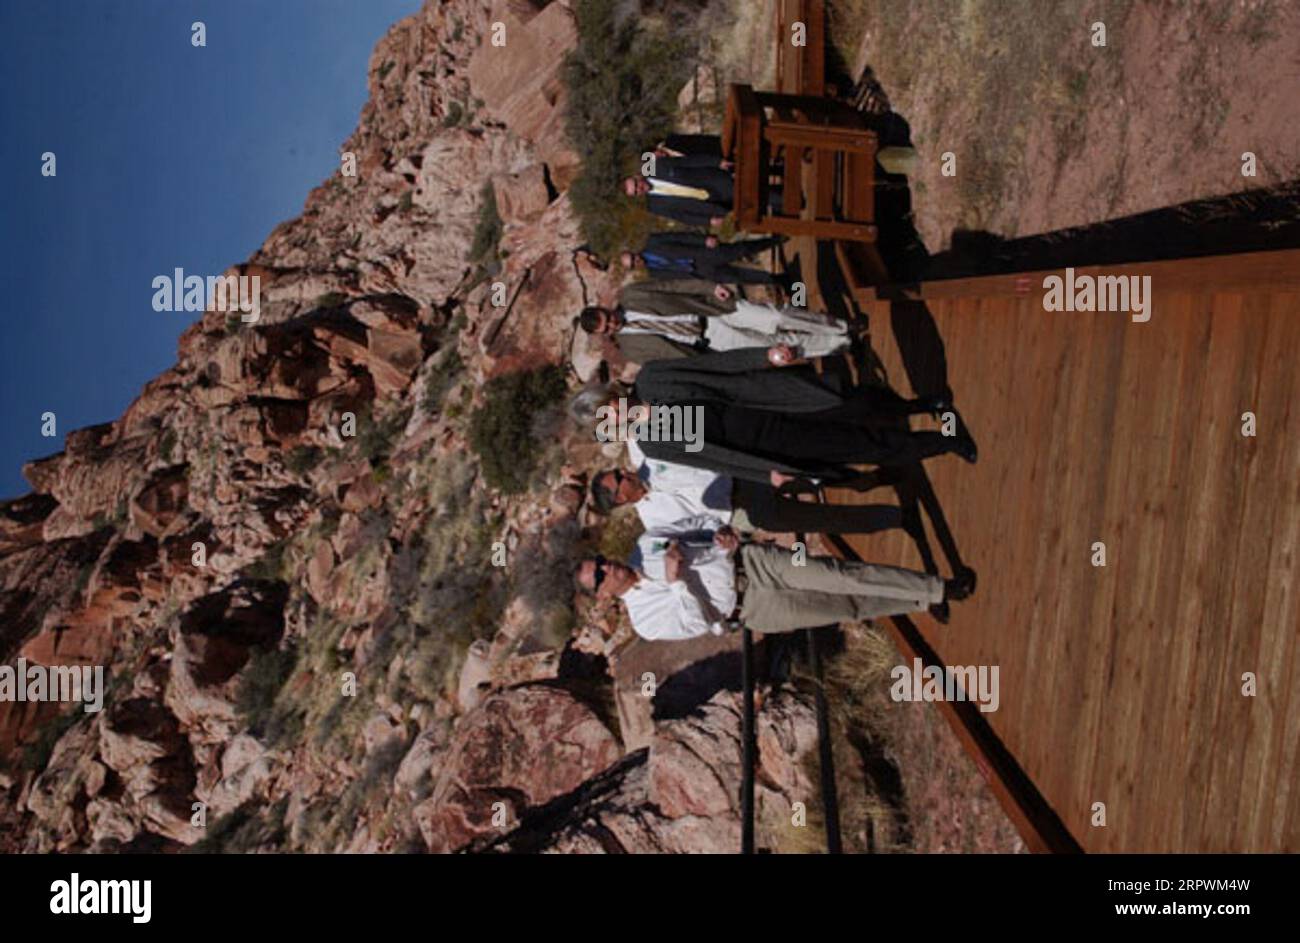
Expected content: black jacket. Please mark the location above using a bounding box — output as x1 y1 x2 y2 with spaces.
644 155 733 227
633 347 849 414
640 232 773 282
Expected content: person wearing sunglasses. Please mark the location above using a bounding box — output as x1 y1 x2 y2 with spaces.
574 516 974 641
574 516 739 641
588 449 914 538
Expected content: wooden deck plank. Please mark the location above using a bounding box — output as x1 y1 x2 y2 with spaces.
1198 290 1273 849
885 249 1300 302
1040 294 1120 840
1091 288 1187 851
1248 290 1300 849
1131 287 1202 852
827 253 1300 851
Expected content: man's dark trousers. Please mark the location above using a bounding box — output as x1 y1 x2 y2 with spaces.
709 403 956 468
731 479 903 534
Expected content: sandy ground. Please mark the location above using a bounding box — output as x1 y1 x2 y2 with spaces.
842 0 1300 250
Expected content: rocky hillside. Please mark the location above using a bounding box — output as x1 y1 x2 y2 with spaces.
0 0 840 854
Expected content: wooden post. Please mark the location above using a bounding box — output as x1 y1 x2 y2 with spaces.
807 627 843 853
741 626 756 854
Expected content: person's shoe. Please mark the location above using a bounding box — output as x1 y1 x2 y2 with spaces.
945 567 977 602
951 432 978 464
928 600 951 624
917 393 951 416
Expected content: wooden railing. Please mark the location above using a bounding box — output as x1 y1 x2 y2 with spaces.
724 84 878 242
774 0 825 96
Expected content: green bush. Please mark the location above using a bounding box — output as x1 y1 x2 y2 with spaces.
563 0 692 258
422 347 465 416
357 405 411 463
285 445 324 475
442 100 464 128
467 181 503 268
244 540 288 581
188 797 290 854
468 365 568 494
235 644 298 738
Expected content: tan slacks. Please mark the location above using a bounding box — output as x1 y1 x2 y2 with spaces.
738 543 943 634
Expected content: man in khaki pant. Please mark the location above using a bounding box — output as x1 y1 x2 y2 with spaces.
574 522 975 641
737 542 950 634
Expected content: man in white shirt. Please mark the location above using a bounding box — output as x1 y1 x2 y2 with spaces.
615 437 733 530
574 522 973 641
576 516 740 641
588 440 911 537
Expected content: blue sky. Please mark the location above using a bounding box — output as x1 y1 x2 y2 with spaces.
0 0 423 498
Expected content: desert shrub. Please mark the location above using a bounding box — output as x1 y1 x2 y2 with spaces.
381 453 509 702
244 540 289 581
510 518 585 651
307 738 407 851
356 405 411 463
421 347 465 416
468 365 568 494
442 99 466 128
73 560 96 596
562 0 692 257
236 643 300 741
285 445 324 475
189 797 290 854
467 181 502 268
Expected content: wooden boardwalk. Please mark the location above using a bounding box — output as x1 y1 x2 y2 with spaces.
827 250 1300 852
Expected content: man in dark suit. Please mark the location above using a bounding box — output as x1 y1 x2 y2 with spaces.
580 281 851 372
569 388 976 488
632 345 855 413
621 232 786 286
618 278 736 316
635 396 974 482
622 152 734 228
657 134 723 160
577 279 730 368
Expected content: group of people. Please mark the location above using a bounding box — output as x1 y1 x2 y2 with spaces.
570 134 977 642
